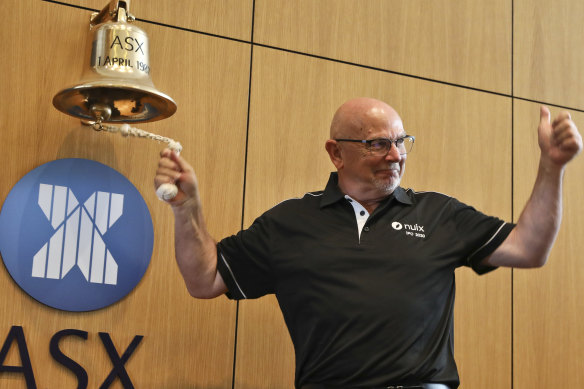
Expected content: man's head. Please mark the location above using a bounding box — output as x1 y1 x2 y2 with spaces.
325 98 407 201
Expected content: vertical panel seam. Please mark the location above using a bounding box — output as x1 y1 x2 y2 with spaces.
233 2 256 389
511 0 515 388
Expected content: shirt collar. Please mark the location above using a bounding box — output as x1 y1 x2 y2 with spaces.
319 172 414 208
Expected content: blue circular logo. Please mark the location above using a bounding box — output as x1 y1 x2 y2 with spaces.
0 159 153 311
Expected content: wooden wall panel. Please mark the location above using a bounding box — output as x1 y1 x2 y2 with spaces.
61 0 253 41
2 1 582 388
236 46 512 389
513 100 584 388
514 0 584 110
254 0 511 94
0 0 250 387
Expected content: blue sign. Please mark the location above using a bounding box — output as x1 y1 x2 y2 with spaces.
0 159 154 311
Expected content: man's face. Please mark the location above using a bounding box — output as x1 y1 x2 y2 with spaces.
339 107 407 197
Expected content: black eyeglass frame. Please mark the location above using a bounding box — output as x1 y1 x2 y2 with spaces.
334 135 415 155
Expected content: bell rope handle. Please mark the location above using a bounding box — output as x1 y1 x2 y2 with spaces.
93 122 182 200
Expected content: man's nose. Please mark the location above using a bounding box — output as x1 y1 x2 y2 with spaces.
384 143 402 161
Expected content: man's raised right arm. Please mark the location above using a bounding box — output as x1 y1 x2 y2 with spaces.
154 149 228 299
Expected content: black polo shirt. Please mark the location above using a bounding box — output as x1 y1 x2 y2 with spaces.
216 173 514 388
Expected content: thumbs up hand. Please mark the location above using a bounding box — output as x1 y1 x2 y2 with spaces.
538 106 582 168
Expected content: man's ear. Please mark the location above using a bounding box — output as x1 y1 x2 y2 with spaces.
325 140 344 170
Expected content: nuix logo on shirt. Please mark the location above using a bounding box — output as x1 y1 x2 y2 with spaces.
392 221 426 238
0 159 153 311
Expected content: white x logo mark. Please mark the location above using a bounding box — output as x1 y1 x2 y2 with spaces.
32 184 123 285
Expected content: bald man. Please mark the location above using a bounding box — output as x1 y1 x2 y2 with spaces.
155 98 582 389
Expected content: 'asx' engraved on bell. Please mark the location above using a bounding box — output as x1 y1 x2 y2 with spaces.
111 35 145 54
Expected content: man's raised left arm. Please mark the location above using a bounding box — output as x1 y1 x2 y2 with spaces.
483 106 582 269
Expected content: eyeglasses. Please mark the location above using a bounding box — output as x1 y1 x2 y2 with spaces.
334 135 415 156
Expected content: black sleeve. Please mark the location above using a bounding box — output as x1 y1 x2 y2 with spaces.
449 198 515 274
216 212 274 299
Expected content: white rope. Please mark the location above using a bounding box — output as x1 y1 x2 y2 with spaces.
96 123 181 200
98 123 183 154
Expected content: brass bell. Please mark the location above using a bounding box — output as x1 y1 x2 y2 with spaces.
53 0 177 124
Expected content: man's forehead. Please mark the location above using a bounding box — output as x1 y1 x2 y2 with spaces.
362 104 402 124
360 115 404 136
